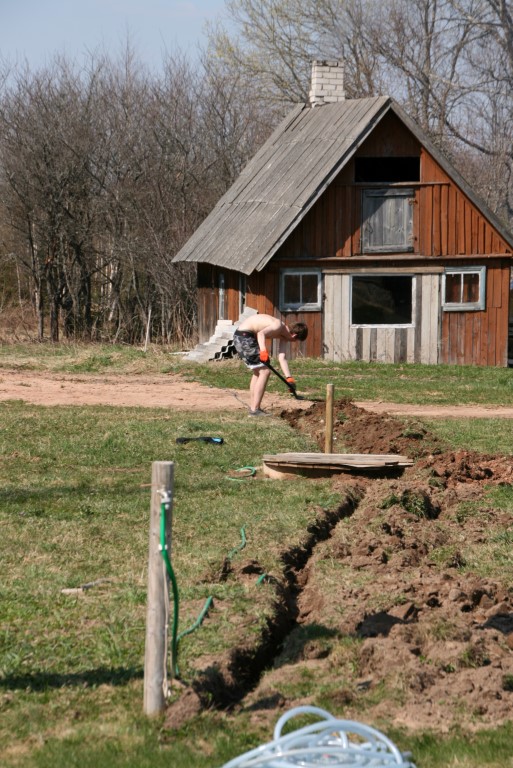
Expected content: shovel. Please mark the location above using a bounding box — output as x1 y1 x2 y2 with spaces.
263 360 305 400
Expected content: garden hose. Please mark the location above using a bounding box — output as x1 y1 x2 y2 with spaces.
225 466 257 482
158 498 224 679
177 596 213 642
227 526 247 560
221 705 415 767
159 503 253 680
159 498 180 679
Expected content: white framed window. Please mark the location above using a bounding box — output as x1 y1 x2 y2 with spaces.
279 269 322 311
362 188 414 253
351 274 415 326
442 266 486 311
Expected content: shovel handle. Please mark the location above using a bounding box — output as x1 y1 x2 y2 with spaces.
264 360 301 399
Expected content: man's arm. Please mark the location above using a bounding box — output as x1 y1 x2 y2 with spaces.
277 350 293 378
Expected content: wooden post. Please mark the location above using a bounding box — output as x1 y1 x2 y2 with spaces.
325 384 334 454
144 306 152 352
143 461 174 716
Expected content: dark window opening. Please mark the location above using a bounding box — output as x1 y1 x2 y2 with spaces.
351 275 413 325
355 157 420 183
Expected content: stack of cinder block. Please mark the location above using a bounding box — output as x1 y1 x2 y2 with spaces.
183 307 258 363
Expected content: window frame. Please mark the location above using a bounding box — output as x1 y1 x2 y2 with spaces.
279 268 322 312
350 273 416 328
441 266 486 312
361 187 415 254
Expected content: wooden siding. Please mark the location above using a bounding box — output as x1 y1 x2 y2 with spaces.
324 272 440 364
277 181 510 261
440 259 510 366
197 265 217 344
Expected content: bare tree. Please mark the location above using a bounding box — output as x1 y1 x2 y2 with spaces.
206 0 513 226
206 0 401 106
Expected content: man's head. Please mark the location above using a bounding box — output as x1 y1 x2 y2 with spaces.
291 322 308 341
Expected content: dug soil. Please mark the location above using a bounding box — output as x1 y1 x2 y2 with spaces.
168 397 513 735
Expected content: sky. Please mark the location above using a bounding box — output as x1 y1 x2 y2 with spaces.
0 0 230 73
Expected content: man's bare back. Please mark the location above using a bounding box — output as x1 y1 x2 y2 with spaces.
236 314 296 341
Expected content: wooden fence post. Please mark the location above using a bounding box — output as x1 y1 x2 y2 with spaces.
325 384 334 454
143 461 174 716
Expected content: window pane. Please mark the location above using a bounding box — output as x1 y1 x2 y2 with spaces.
444 274 461 303
301 273 318 304
352 275 413 325
463 273 479 303
283 274 301 305
443 267 486 311
280 270 321 310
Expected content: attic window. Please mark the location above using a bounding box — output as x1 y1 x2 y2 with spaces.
279 268 322 311
442 266 486 311
355 157 420 183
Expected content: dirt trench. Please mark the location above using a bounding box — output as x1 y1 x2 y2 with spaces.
165 400 513 733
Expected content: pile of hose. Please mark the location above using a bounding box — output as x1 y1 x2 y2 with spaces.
220 706 415 768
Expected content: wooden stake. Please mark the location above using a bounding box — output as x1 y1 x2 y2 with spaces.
144 306 152 352
143 461 174 716
325 384 334 454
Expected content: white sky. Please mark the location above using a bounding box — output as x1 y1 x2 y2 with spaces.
0 0 230 72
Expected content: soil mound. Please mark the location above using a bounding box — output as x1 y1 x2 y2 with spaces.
169 398 513 734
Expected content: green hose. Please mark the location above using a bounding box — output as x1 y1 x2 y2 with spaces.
177 596 213 642
159 501 247 679
227 526 247 560
160 499 180 679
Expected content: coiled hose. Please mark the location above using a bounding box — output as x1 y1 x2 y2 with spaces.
220 706 416 768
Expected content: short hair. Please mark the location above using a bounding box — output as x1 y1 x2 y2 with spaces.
291 322 308 341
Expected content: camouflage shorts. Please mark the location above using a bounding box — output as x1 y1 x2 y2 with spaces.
233 331 264 369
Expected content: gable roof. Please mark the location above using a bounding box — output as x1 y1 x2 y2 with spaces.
173 96 513 275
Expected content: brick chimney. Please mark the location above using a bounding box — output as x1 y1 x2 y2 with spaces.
308 59 345 106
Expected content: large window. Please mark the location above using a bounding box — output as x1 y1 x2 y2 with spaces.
279 269 322 311
362 189 414 253
442 266 486 311
351 274 414 326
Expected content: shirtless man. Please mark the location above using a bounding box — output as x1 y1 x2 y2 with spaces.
233 314 308 416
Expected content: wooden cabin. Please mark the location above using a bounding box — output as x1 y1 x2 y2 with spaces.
174 61 513 366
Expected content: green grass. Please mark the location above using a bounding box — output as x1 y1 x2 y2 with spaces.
178 357 513 407
0 399 334 767
2 344 513 767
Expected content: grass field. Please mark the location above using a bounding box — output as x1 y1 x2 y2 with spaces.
1 344 513 767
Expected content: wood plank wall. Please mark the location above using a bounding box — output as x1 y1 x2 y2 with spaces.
273 147 512 366
324 272 440 364
440 259 510 366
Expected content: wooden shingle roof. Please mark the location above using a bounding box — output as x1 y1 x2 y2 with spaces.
173 96 513 274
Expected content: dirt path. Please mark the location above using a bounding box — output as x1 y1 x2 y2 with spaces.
0 369 296 410
1 369 513 417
